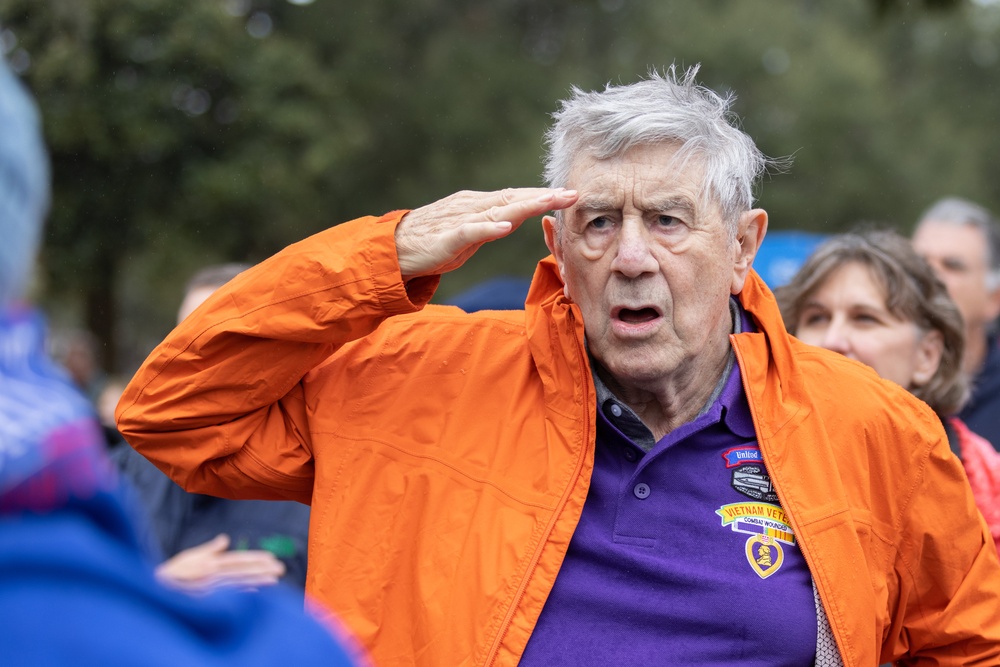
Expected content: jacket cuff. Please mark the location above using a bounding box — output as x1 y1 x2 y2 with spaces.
368 210 440 313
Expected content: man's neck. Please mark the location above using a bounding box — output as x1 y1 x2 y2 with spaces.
596 344 732 441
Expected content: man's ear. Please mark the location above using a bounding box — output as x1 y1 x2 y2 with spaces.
542 215 567 284
731 208 768 294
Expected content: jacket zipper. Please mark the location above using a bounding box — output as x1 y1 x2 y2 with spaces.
484 309 592 666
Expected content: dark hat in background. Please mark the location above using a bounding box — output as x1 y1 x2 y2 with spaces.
445 276 532 312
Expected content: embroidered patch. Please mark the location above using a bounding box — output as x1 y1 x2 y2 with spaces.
731 464 779 503
745 534 784 579
722 445 763 468
716 502 796 545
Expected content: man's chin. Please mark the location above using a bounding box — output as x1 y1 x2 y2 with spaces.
597 353 676 390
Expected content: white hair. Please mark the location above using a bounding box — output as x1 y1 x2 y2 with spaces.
543 65 774 237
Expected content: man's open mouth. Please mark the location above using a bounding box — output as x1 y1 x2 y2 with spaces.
615 307 660 324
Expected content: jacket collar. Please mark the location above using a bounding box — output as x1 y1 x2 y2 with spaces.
730 269 811 441
524 257 809 438
524 256 590 419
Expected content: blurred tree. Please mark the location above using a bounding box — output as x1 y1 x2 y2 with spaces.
1 0 997 376
873 0 963 15
0 0 364 369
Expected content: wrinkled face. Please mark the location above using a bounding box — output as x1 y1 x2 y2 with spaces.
794 262 941 390
543 142 761 393
912 221 1000 334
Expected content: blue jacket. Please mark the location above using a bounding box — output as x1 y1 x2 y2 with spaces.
0 306 361 666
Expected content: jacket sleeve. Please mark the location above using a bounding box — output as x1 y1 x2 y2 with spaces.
115 211 438 504
888 427 1000 665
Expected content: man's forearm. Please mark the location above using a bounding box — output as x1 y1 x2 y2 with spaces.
116 212 436 501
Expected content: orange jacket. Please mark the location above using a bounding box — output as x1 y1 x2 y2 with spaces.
118 212 1000 666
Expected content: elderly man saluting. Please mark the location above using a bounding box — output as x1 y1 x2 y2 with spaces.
117 66 1000 665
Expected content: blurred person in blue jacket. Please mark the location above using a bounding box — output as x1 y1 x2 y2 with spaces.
0 55 364 666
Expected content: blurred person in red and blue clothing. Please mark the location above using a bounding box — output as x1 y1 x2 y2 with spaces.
0 55 364 666
777 228 1000 552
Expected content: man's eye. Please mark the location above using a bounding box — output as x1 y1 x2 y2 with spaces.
589 216 611 229
657 215 679 227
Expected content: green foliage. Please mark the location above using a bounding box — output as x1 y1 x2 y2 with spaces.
1 0 997 374
1 0 365 367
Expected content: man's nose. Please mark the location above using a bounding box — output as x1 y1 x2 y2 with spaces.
610 221 658 278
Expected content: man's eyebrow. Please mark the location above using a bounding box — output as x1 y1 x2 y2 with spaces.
572 197 697 215
644 197 697 216
573 197 619 213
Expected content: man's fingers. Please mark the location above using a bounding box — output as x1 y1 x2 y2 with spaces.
155 547 286 592
213 574 281 589
490 187 578 213
484 189 577 225
452 187 576 212
213 550 286 572
396 187 577 280
482 205 505 223
201 551 285 588
181 533 230 556
451 221 513 250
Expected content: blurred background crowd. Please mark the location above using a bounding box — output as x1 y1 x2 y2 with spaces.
7 0 1000 662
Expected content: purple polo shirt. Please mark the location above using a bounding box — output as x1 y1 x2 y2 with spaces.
520 301 817 665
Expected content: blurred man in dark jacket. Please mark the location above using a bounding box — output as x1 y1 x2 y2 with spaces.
913 197 1000 449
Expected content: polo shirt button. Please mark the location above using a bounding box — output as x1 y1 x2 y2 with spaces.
610 403 623 418
622 447 637 462
633 483 650 499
